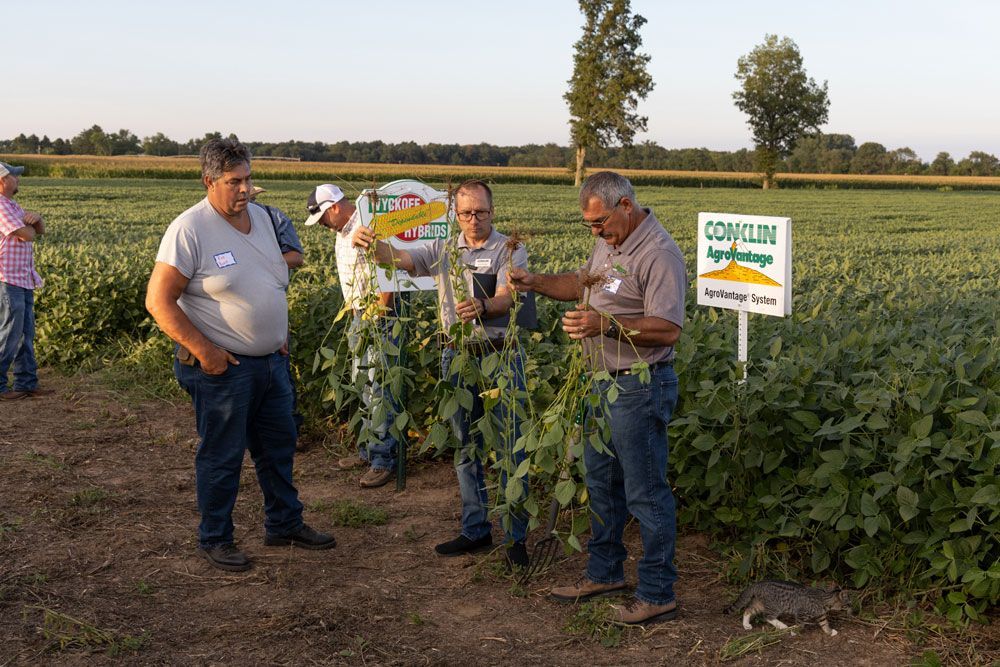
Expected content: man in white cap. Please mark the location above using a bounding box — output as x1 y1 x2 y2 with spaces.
0 161 53 400
305 184 404 489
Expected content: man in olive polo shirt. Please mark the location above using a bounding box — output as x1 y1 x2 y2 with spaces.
510 171 687 625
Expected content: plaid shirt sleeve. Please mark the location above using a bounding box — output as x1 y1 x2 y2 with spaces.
0 196 26 236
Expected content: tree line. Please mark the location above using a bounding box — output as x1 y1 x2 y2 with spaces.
2 124 998 178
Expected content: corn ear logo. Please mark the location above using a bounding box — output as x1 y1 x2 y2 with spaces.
372 201 447 240
699 242 781 286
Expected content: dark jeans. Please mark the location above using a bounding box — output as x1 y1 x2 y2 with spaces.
441 346 528 544
348 314 403 471
584 363 679 606
0 282 37 392
175 351 304 548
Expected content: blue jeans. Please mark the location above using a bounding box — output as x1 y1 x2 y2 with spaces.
348 314 403 471
584 363 679 606
0 282 37 392
441 346 528 544
175 351 304 548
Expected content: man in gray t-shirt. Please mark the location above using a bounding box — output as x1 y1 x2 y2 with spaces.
510 171 687 626
146 138 334 573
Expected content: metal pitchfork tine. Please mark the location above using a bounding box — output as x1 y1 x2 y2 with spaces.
519 398 586 585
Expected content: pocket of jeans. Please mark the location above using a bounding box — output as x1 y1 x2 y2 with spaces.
197 362 233 379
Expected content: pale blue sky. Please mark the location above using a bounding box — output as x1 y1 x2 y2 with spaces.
6 0 998 161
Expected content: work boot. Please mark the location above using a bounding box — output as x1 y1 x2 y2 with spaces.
505 542 529 569
24 388 55 397
198 543 251 572
359 467 393 488
611 597 678 624
264 524 337 550
0 391 27 400
549 576 628 602
434 534 492 557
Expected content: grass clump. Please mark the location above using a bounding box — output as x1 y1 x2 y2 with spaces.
308 499 388 528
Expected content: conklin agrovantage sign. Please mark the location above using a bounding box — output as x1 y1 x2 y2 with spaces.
696 212 792 316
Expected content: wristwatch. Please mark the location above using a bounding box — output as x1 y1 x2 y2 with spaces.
604 320 622 340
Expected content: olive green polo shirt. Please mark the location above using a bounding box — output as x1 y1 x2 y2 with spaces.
582 208 688 372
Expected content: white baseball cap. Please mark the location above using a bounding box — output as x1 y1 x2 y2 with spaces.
304 184 346 226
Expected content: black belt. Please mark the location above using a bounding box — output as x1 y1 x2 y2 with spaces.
610 359 673 376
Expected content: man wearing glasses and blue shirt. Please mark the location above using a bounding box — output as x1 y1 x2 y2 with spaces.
351 179 531 569
510 171 688 625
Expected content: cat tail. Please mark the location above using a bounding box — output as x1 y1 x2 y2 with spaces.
723 585 755 614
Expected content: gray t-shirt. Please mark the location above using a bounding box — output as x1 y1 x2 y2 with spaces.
583 209 687 372
408 228 528 340
155 197 289 356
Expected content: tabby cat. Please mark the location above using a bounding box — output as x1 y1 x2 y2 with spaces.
724 580 851 636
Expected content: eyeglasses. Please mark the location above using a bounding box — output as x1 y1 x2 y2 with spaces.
580 199 623 229
456 209 492 222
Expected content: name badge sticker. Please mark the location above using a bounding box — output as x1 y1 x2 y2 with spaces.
214 251 237 268
604 277 622 294
474 258 492 270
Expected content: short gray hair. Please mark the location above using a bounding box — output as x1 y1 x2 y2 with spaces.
579 171 639 210
199 138 251 183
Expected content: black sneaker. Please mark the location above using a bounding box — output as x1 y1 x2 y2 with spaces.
434 534 493 557
264 524 337 550
198 543 251 572
506 542 529 569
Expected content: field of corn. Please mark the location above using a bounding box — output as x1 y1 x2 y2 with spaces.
7 153 1000 190
16 177 1000 626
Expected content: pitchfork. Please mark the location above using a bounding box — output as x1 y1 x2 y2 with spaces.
519 399 586 585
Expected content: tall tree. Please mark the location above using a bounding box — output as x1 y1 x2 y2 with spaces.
930 151 955 176
71 125 112 155
733 34 829 189
565 0 654 186
850 142 888 174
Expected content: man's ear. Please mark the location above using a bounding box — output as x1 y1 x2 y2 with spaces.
202 175 214 191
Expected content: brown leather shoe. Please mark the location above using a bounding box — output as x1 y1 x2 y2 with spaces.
0 390 27 400
24 388 55 397
549 576 628 602
611 597 678 624
337 456 366 471
359 467 393 488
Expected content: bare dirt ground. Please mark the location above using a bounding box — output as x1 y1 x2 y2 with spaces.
1 370 996 666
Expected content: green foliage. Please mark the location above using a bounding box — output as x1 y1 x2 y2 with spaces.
733 34 830 187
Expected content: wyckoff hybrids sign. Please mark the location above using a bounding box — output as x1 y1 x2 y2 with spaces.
696 212 792 317
354 179 449 292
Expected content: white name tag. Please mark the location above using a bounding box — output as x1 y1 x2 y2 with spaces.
604 277 622 294
214 251 237 268
474 258 492 270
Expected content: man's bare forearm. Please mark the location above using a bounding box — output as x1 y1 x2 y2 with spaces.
608 315 681 348
373 240 415 273
527 272 581 302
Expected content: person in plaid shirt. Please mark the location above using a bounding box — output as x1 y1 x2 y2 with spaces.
0 161 52 400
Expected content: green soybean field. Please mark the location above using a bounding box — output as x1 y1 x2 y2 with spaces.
19 177 1000 625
